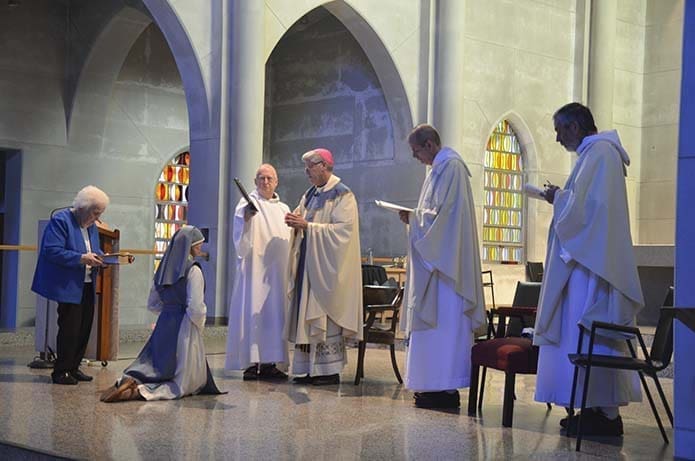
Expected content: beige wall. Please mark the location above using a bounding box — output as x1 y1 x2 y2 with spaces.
2 0 684 324
138 0 685 304
637 0 682 244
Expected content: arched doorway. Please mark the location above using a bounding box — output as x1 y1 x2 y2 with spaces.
264 3 415 257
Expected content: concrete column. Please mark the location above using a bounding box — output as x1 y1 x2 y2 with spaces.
229 0 265 179
431 0 466 151
674 2 695 458
587 0 617 129
215 0 265 316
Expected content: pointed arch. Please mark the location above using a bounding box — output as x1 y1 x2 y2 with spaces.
154 148 191 272
265 0 413 149
322 1 413 145
69 2 213 145
482 117 528 263
141 0 213 140
67 7 153 143
493 111 539 173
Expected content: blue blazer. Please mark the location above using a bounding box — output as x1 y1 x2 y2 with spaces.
31 209 103 304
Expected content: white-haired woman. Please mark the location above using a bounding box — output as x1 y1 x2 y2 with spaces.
32 185 110 385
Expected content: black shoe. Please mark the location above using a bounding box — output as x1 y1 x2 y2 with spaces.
71 369 93 382
560 408 576 428
292 374 313 384
414 391 460 409
311 374 340 386
560 408 599 428
258 364 288 381
243 365 259 381
414 391 455 401
565 410 624 436
52 372 78 385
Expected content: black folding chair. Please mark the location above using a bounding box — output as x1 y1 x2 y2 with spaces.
568 287 675 452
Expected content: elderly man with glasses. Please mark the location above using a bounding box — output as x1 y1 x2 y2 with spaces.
225 163 292 381
284 148 363 386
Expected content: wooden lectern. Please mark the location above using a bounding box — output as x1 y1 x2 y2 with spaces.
95 223 120 363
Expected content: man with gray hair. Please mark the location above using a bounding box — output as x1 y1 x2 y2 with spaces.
398 124 485 409
32 185 109 385
534 102 643 436
284 148 363 386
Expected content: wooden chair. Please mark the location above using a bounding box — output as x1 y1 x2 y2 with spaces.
468 281 544 427
361 264 388 286
354 285 404 385
481 270 496 309
568 287 674 452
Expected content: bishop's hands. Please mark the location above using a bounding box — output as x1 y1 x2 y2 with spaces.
398 210 410 225
285 212 308 230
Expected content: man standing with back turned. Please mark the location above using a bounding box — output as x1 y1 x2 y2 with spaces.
534 102 643 436
399 124 486 409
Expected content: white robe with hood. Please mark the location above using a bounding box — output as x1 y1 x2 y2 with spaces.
225 189 291 370
401 147 486 391
534 130 644 407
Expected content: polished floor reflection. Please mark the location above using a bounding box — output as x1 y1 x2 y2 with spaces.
0 339 673 460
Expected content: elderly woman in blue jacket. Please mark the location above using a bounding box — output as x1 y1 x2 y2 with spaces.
32 185 109 385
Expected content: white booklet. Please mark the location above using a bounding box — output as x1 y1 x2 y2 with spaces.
523 183 546 200
375 200 413 213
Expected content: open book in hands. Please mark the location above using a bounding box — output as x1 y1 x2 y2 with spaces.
523 183 546 200
234 178 258 213
375 200 413 213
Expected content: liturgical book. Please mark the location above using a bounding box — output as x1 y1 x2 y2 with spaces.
375 200 413 213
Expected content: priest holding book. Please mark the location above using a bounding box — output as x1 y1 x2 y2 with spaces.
534 102 643 436
398 124 485 409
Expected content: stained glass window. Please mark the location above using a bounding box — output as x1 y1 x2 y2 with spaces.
154 151 190 272
482 120 524 263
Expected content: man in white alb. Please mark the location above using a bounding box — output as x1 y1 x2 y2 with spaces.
284 148 363 386
534 102 643 436
398 124 486 409
225 164 291 380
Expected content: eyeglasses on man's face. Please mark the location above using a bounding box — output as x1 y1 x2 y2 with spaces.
304 161 325 170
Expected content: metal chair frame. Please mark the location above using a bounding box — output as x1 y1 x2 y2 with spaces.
568 307 675 451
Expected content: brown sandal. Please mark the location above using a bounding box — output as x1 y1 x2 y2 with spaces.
99 385 120 402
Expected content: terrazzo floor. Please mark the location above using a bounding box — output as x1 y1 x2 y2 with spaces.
0 338 674 460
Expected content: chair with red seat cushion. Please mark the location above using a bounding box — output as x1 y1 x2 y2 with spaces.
467 281 545 427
